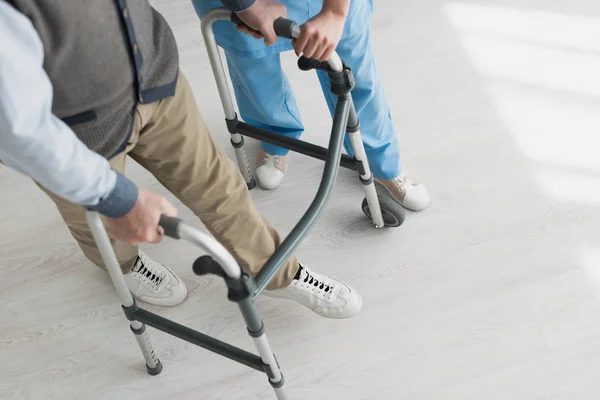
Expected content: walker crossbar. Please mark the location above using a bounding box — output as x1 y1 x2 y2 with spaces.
226 117 358 171
123 302 265 372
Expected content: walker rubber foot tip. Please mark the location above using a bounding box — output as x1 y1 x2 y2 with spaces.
247 180 257 190
147 360 163 376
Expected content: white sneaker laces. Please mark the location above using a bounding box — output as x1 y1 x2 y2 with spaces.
261 153 283 169
301 269 336 299
131 254 168 292
391 174 412 190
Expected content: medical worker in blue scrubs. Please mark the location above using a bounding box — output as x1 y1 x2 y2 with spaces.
193 0 430 211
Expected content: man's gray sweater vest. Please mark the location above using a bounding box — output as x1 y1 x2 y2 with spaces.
11 0 179 158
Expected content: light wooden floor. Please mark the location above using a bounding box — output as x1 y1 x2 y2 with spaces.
2 0 600 399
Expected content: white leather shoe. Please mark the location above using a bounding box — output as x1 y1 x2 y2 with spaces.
124 250 187 307
263 264 362 319
375 174 431 211
255 150 287 190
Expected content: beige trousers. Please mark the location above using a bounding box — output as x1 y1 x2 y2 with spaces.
40 72 297 289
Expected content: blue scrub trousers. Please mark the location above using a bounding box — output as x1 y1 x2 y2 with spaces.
194 1 401 179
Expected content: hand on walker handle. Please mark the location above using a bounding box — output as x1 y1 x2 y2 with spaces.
234 2 345 62
236 0 287 46
293 10 345 61
104 188 178 244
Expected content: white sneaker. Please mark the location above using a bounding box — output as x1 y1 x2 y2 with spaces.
124 250 188 307
263 264 362 319
375 173 431 211
256 150 287 190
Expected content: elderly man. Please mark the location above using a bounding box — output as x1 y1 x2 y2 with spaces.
0 0 361 318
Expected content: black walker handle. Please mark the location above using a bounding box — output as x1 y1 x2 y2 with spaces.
193 255 227 278
230 12 242 25
230 13 300 39
159 215 183 239
273 17 300 39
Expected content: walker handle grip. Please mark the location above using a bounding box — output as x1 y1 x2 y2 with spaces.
273 17 300 39
230 12 242 25
230 13 300 40
159 215 182 239
193 255 226 278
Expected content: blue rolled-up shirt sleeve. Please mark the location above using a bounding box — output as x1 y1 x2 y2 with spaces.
0 2 137 218
221 0 256 12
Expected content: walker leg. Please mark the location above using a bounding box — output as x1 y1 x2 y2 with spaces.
131 321 162 375
85 212 163 375
238 298 289 399
201 16 256 189
345 101 385 228
230 134 256 190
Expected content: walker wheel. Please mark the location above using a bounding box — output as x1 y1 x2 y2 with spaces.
361 196 405 228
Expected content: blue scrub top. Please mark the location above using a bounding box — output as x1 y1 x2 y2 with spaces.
192 0 374 59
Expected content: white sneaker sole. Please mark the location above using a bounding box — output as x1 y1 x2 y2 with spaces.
257 178 284 190
134 278 188 307
263 289 363 319
374 180 430 211
256 171 286 190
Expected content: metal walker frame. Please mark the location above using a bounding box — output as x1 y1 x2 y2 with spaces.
204 10 406 229
86 12 405 400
